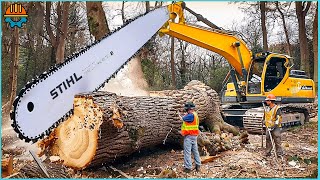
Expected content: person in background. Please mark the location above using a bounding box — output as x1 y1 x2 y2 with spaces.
180 102 201 173
263 94 283 157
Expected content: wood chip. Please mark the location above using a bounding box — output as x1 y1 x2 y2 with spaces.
109 165 132 178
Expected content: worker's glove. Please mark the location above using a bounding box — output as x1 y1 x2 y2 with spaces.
268 124 277 131
275 117 279 126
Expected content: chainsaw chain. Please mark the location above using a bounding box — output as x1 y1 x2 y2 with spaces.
10 7 164 143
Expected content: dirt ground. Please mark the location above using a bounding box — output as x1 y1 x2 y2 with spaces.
2 113 318 178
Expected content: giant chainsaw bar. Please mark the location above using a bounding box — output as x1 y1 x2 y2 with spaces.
11 7 169 143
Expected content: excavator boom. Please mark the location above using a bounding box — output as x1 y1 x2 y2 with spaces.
160 2 252 76
160 22 252 75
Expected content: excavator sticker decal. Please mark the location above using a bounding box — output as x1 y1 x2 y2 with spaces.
300 86 313 90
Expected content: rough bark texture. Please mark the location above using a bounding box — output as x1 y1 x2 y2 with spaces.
86 2 110 41
10 162 71 178
150 81 239 135
55 2 70 64
40 92 181 169
39 81 239 169
295 1 311 76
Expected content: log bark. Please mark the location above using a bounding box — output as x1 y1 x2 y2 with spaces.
10 162 71 178
39 81 239 169
40 92 182 169
150 80 239 135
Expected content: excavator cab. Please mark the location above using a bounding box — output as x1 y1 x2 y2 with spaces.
247 53 289 100
246 52 315 103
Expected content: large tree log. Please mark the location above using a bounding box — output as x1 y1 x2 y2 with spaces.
40 92 182 169
39 81 239 169
150 80 239 135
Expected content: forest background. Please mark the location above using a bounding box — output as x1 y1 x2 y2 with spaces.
1 1 318 108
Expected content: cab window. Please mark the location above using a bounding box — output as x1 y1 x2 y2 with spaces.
264 57 286 92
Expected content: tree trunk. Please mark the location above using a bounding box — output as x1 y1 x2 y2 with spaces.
260 1 268 52
313 2 318 90
45 2 70 64
276 2 292 56
170 37 176 89
295 1 311 75
179 41 187 87
145 1 150 12
38 81 239 169
55 2 70 64
86 2 110 41
9 27 19 108
121 1 125 24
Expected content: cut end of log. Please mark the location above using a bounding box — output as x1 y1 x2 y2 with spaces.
39 96 104 169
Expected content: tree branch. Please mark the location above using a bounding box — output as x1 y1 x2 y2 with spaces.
61 2 70 39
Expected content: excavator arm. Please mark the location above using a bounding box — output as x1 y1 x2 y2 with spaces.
159 2 252 76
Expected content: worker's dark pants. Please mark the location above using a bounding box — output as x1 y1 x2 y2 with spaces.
266 127 283 155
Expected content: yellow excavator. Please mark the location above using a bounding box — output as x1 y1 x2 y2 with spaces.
159 2 316 132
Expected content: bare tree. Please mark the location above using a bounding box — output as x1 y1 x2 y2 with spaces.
145 1 150 12
86 2 110 41
56 2 70 64
155 1 163 8
275 2 292 56
9 27 19 108
260 1 268 51
178 40 188 86
170 37 176 88
45 2 70 64
295 1 311 76
313 2 318 88
121 1 126 24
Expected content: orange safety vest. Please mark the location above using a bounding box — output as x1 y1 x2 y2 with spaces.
264 105 282 128
181 112 199 136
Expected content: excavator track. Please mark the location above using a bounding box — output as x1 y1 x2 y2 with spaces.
11 7 169 143
243 104 314 133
